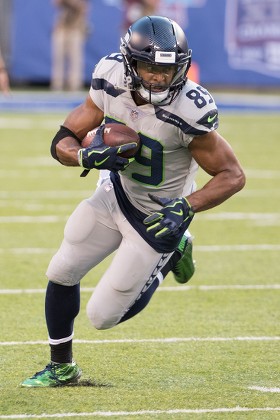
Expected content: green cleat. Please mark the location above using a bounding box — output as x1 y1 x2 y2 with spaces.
172 235 195 284
21 361 82 387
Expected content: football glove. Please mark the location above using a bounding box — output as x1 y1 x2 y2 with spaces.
78 125 137 173
144 193 194 238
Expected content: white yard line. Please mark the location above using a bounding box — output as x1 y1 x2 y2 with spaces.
249 386 280 393
0 216 65 223
0 284 280 295
0 188 279 199
244 169 280 179
195 244 280 251
0 190 91 199
0 248 57 254
1 244 280 254
0 213 280 223
198 212 280 221
1 336 279 346
0 407 280 418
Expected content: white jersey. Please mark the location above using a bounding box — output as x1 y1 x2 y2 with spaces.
90 53 218 214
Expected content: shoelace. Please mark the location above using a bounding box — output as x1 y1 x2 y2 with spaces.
32 364 56 379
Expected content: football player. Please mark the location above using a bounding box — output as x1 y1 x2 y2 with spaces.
21 16 245 387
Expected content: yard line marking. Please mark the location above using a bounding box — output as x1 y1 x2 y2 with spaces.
1 244 280 253
249 386 280 393
0 216 65 223
0 248 57 254
245 169 280 179
161 284 280 291
196 244 280 251
0 188 279 200
0 190 92 199
0 116 62 129
0 213 279 223
1 336 279 346
240 189 280 197
198 212 280 221
0 407 280 418
0 288 48 294
1 284 280 295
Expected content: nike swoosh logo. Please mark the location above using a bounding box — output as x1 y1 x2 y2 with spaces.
208 114 218 123
94 156 110 167
171 209 183 216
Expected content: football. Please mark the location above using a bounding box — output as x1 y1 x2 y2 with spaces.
81 123 140 158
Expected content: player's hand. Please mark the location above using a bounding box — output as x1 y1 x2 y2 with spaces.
78 125 137 172
144 194 194 238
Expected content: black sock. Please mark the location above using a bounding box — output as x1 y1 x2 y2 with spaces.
45 281 80 362
50 341 73 364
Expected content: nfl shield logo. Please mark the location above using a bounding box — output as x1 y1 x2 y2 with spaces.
130 109 139 121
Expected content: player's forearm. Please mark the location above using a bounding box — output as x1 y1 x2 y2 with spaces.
55 137 81 166
186 168 246 213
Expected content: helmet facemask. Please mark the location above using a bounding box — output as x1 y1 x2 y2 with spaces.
135 60 191 105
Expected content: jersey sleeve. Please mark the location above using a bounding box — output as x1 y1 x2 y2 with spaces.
89 53 125 112
89 56 107 111
180 81 219 146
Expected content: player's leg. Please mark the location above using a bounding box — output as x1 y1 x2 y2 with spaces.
21 188 122 387
22 281 83 387
86 211 172 329
114 231 195 322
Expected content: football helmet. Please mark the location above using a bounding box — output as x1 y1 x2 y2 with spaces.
120 15 192 105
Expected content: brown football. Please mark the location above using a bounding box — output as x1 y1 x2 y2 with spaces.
81 123 140 158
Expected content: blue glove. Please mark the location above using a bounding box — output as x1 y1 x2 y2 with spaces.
144 193 194 238
78 125 137 173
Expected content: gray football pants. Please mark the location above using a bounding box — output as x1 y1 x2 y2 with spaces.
46 180 172 330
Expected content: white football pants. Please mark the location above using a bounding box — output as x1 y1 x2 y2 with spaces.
46 179 172 330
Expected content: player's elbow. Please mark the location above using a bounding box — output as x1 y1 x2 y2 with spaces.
232 166 246 193
225 166 246 198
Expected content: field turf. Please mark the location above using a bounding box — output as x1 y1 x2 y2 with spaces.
0 112 279 419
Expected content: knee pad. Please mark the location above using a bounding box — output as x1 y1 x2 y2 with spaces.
46 253 82 286
86 299 120 330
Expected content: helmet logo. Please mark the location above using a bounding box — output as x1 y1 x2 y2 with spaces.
155 51 176 63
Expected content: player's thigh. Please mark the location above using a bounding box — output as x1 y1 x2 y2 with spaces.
47 188 121 285
87 222 172 329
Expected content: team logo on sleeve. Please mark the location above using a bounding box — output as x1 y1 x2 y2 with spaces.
197 110 219 130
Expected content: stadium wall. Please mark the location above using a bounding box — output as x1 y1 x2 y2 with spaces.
8 0 280 89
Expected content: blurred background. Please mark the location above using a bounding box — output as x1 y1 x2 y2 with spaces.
1 0 280 93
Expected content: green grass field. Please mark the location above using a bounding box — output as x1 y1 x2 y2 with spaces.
0 112 279 419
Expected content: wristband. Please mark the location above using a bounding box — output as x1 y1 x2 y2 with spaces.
77 149 83 167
